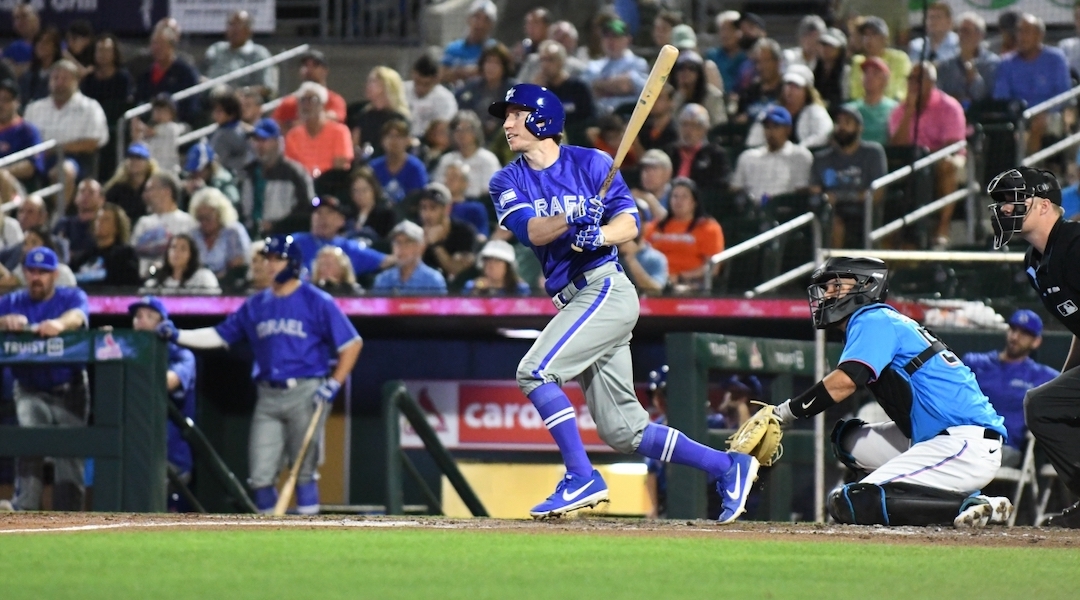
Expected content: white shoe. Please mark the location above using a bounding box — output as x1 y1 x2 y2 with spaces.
954 500 992 528
0 499 13 512
983 496 1014 525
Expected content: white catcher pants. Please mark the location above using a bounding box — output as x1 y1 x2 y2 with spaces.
842 422 1003 493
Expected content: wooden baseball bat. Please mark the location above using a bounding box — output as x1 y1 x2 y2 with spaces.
573 44 679 251
272 401 325 516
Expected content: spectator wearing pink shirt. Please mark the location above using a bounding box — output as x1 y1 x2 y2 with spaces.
888 61 966 249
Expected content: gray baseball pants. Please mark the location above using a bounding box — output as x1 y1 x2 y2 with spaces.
248 378 327 489
517 262 650 453
13 375 90 511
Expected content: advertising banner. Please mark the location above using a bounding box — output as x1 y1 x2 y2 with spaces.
401 380 649 452
0 0 168 36
170 0 275 33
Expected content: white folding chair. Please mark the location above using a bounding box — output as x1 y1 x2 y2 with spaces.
990 433 1039 526
1035 463 1061 526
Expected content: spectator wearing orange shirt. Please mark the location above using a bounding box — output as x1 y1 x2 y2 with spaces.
643 177 724 290
284 82 354 178
272 49 346 130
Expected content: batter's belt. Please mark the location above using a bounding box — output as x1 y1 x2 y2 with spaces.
551 262 623 310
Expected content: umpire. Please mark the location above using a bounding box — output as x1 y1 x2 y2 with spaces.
988 167 1080 527
0 248 90 511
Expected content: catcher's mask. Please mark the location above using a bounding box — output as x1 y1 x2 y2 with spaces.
807 257 889 329
986 167 1060 249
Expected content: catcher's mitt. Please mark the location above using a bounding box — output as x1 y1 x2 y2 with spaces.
726 401 784 466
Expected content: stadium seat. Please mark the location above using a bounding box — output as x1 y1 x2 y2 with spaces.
991 432 1039 526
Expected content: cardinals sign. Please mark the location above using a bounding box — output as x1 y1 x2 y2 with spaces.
401 380 616 451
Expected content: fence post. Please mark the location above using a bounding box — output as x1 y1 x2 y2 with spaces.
383 382 404 515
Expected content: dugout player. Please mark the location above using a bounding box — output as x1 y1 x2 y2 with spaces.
129 295 197 511
488 83 759 523
0 247 90 511
768 257 1013 528
158 235 362 514
987 167 1080 527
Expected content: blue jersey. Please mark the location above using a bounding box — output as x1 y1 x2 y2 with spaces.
0 118 44 176
289 233 387 277
963 350 1058 449
167 343 196 474
489 145 639 296
841 304 1005 444
369 154 429 203
0 287 89 390
215 283 360 381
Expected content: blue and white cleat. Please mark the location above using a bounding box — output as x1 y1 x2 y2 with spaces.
717 453 760 524
530 469 610 519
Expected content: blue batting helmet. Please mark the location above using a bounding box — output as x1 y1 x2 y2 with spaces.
261 234 303 283
488 83 565 139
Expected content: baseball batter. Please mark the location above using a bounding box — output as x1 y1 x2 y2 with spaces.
488 83 758 523
159 235 362 514
0 247 90 511
770 257 1012 527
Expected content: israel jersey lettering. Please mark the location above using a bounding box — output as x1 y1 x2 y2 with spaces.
167 343 197 473
0 287 89 390
215 283 360 380
489 145 639 296
840 304 1005 444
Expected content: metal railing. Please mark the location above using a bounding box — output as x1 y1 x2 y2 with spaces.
116 44 310 166
0 139 55 171
703 211 819 292
0 139 64 223
862 140 968 249
1016 82 1080 168
174 98 285 148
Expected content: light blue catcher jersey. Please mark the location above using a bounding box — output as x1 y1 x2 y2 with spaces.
489 145 639 296
215 283 361 381
840 304 1005 444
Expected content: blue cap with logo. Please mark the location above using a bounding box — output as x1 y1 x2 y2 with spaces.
23 247 57 272
1009 309 1043 337
126 142 151 160
251 117 281 139
128 295 168 320
762 105 793 127
185 141 215 174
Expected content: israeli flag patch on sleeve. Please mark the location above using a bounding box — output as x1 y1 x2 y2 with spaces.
498 188 517 208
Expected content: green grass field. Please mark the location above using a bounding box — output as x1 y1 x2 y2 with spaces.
2 527 1077 600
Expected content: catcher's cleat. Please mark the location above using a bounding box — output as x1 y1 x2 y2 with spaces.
954 495 1014 528
530 469 610 519
717 453 759 524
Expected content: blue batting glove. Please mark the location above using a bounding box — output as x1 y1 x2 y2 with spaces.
566 198 604 229
573 225 606 250
154 320 179 343
313 379 341 404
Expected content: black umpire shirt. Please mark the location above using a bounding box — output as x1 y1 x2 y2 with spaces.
1025 218 1080 335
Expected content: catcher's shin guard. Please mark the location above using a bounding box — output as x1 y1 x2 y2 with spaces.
828 482 971 526
830 418 866 471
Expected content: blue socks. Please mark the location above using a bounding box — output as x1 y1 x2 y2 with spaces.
528 383 593 478
637 423 732 477
252 486 278 513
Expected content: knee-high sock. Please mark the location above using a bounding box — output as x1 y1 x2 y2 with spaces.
636 422 732 477
528 383 593 478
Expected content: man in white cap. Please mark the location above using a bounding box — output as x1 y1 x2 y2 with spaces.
633 149 673 223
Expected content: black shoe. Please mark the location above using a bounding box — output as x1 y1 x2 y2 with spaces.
1046 501 1080 528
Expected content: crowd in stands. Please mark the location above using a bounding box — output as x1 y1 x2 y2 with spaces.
2 1 1080 298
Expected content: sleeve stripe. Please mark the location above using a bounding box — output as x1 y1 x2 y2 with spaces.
337 335 362 353
839 359 879 383
496 203 529 226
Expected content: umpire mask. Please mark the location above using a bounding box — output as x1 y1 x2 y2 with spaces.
986 168 1060 249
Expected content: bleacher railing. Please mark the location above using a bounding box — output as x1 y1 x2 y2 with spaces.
174 97 285 148
0 139 64 220
1018 82 1080 168
862 139 970 249
704 211 820 293
116 44 310 166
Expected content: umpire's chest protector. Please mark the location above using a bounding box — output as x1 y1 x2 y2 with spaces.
1026 219 1080 336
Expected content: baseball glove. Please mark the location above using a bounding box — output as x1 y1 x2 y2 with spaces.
726 401 784 466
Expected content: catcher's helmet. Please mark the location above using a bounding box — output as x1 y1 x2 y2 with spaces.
807 257 889 329
261 234 303 283
986 167 1060 249
487 83 565 139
